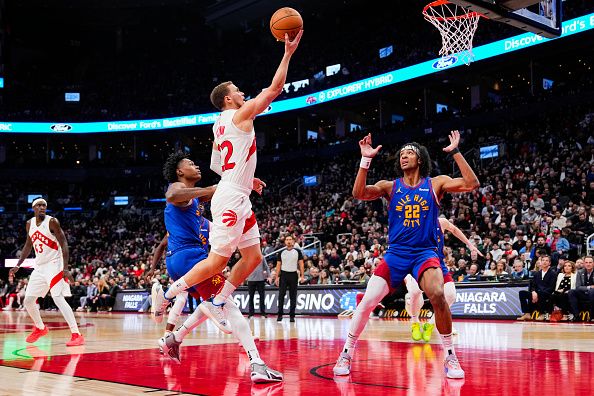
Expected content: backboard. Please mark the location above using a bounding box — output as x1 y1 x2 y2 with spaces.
449 0 562 37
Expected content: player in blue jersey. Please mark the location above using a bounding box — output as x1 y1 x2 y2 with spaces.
153 152 283 383
148 215 211 340
334 131 479 379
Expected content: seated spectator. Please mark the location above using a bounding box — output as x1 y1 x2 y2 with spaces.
318 269 332 285
101 278 121 311
70 280 87 310
511 260 529 280
306 267 321 285
518 255 557 321
549 229 569 267
568 256 594 322
452 259 468 281
495 259 510 279
78 277 99 311
484 261 497 277
552 260 576 316
15 280 27 310
89 279 109 312
353 266 370 284
463 264 481 282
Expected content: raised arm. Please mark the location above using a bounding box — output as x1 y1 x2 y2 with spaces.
165 182 217 205
432 130 480 198
439 217 484 257
210 141 222 176
9 221 33 277
352 133 393 201
233 31 303 127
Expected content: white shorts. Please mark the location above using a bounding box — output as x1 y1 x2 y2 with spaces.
25 259 72 298
210 185 261 257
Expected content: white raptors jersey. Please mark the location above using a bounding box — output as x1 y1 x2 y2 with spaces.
28 215 62 266
212 109 257 192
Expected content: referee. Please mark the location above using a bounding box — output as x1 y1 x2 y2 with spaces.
275 235 304 322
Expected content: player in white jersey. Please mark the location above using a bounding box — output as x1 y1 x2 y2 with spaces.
152 30 303 332
9 198 85 346
405 217 483 342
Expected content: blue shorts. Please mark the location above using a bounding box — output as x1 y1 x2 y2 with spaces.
166 246 208 296
383 248 441 288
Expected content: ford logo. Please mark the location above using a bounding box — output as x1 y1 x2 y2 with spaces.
50 124 73 132
432 56 458 70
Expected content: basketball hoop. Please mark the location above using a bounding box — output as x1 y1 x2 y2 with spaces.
423 0 484 65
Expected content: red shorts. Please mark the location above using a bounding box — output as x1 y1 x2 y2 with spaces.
189 273 226 301
374 258 451 292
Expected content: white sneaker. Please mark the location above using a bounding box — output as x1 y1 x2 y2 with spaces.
250 362 284 383
158 332 182 363
333 352 352 376
444 354 465 379
151 283 170 324
199 299 232 334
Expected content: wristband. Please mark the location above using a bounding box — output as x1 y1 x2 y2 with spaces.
449 148 460 156
360 156 372 169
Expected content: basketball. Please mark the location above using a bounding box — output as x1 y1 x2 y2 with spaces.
270 7 303 42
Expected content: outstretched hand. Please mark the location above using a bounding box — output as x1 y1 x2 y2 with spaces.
468 244 484 257
359 133 382 158
284 30 303 56
253 178 267 195
443 130 460 153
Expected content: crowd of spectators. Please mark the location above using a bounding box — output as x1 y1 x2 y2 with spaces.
2 94 594 321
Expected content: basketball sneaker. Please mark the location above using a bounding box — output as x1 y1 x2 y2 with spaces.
26 326 49 343
422 323 435 342
411 323 423 341
444 354 465 379
158 332 182 364
333 352 352 376
66 333 85 346
250 362 284 383
151 282 171 324
199 298 232 334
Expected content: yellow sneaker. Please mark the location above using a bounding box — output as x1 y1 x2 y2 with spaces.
411 322 422 341
422 323 434 342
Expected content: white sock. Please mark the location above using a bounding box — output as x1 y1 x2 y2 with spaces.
226 298 264 365
440 332 455 356
53 295 80 334
342 275 389 356
167 292 188 326
410 292 424 324
164 278 189 300
24 296 45 329
173 308 208 341
213 280 236 306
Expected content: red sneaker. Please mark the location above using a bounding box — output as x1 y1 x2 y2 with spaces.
66 333 85 347
26 326 49 343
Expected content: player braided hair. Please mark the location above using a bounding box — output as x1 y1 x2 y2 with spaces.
394 142 432 178
163 151 189 183
210 81 234 110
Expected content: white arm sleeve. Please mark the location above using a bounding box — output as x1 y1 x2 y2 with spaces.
210 149 222 176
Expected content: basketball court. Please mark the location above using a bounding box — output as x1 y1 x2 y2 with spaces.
1 311 592 395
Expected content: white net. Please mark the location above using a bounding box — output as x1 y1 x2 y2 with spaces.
423 0 482 65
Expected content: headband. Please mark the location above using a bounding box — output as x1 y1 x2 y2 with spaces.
400 144 420 156
32 198 47 208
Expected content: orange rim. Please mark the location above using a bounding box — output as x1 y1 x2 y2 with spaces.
422 0 484 21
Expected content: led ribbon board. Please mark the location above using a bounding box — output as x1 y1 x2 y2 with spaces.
1 13 593 134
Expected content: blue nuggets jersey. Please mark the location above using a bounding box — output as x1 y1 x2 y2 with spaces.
436 225 445 261
164 198 206 252
198 217 210 251
387 177 440 250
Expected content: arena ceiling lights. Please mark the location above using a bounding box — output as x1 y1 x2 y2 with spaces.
1 13 593 134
